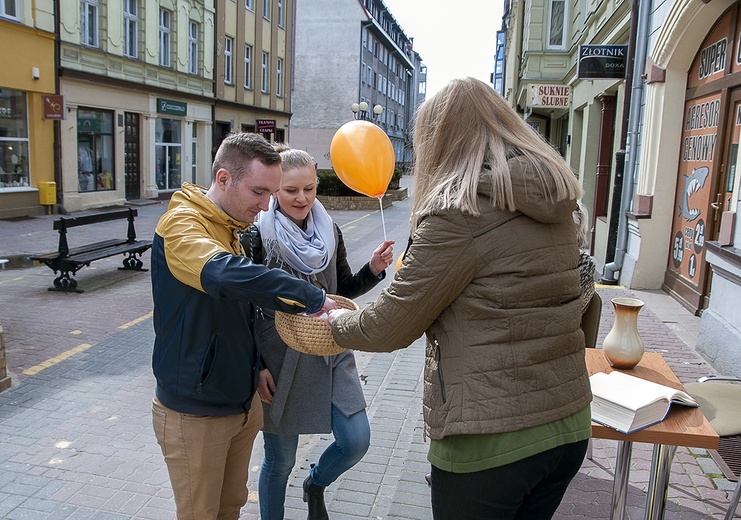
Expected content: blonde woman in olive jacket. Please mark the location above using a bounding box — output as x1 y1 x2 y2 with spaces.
328 77 592 520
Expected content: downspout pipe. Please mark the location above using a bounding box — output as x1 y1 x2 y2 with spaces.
602 0 650 283
53 0 67 214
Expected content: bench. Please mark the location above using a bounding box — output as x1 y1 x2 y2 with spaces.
28 207 152 293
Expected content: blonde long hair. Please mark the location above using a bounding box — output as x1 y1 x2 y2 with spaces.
411 77 581 228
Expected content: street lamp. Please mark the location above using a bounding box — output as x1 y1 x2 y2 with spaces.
351 101 383 122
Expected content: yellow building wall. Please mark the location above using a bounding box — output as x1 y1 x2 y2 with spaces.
0 22 56 189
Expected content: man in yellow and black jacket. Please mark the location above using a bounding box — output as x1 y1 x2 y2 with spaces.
150 133 334 520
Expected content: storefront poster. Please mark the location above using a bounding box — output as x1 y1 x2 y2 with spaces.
668 92 721 284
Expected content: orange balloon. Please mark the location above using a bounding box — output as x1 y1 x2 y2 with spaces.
395 252 404 271
330 120 395 198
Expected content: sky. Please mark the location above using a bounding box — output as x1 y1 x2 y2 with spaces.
381 0 505 97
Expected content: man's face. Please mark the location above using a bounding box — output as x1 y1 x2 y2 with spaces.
219 159 282 223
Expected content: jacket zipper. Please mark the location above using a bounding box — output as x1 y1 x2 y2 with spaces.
433 334 446 404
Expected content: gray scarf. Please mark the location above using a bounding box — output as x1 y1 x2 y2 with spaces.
257 197 336 278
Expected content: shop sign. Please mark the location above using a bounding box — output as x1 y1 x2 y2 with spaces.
42 95 66 120
527 84 571 108
257 119 276 133
157 98 187 116
578 45 628 79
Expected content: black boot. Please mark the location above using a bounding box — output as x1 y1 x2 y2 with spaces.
303 474 329 520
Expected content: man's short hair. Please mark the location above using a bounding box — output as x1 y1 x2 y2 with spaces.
212 132 281 183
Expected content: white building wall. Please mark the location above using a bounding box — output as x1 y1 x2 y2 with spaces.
291 0 366 168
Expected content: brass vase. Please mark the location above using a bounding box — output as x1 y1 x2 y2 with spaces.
602 297 645 369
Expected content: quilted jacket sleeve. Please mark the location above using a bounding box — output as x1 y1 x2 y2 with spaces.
331 211 476 352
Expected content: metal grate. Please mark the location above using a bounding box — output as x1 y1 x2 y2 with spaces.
711 435 741 482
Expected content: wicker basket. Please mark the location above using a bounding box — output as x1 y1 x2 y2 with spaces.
274 294 359 356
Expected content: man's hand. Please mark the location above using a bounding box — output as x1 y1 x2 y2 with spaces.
308 295 337 317
256 369 275 404
369 240 395 277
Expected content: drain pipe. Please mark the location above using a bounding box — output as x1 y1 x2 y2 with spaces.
602 0 650 283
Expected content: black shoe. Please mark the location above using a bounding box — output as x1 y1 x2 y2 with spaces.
303 474 329 520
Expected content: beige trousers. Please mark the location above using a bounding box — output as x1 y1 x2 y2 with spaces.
152 395 263 520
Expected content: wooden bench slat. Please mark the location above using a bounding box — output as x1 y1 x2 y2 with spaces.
52 208 139 230
29 239 128 261
68 241 151 264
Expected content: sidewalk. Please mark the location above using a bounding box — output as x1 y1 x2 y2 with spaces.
0 189 737 519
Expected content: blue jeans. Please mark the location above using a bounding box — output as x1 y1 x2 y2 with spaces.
259 406 370 520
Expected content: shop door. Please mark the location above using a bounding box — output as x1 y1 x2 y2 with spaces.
663 8 739 314
124 112 140 199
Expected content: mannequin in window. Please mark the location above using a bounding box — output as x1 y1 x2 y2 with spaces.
78 143 94 191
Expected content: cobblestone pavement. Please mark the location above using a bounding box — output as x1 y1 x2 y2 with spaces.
0 180 737 518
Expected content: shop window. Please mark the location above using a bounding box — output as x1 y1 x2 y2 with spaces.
77 108 115 193
155 118 182 190
1 0 18 19
0 89 29 189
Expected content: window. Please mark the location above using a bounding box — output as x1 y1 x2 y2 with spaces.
81 0 99 47
547 0 567 48
159 9 171 67
244 44 253 88
124 0 138 58
224 36 234 84
0 89 29 189
1 0 18 19
263 0 270 20
155 118 182 190
277 0 284 26
188 21 199 74
245 0 253 10
261 52 269 93
77 108 115 193
276 57 283 97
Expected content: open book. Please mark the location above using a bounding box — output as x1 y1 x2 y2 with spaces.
589 371 699 434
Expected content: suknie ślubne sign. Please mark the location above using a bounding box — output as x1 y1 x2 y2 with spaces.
527 85 571 108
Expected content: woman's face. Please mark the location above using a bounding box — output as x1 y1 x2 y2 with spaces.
276 165 317 227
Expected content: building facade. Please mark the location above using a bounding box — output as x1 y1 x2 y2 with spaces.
0 0 57 218
57 0 216 212
212 0 293 151
502 0 741 375
290 0 424 170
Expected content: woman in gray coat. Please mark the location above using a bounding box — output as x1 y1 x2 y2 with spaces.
245 145 394 520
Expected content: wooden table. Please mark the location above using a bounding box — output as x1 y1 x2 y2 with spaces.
586 349 719 520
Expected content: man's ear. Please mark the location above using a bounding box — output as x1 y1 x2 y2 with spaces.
214 168 231 189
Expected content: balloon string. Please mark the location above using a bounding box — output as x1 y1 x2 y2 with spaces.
377 196 387 242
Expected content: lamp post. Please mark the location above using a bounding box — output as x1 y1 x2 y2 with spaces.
351 101 383 122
